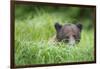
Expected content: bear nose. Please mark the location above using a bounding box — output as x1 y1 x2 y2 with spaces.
68 36 75 46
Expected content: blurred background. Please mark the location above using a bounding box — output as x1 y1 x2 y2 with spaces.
15 4 95 30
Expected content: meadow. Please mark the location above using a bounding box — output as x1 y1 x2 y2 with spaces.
15 4 95 66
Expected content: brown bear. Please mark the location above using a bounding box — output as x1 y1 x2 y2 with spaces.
55 23 82 45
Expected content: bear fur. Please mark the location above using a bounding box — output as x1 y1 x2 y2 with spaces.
49 23 82 46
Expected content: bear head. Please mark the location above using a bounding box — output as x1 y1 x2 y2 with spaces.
55 23 82 46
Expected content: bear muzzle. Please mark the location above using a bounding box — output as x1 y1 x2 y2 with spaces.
68 36 75 46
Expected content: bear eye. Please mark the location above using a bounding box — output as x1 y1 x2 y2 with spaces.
65 36 69 39
73 35 76 38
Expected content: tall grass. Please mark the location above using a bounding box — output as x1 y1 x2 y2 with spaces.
15 5 94 66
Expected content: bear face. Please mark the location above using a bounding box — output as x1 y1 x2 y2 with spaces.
55 23 82 45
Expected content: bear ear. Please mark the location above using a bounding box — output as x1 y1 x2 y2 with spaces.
76 23 83 31
55 23 62 32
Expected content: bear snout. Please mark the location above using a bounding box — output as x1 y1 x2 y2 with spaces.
68 36 75 46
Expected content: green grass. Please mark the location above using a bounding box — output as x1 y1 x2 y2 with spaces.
15 6 94 66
